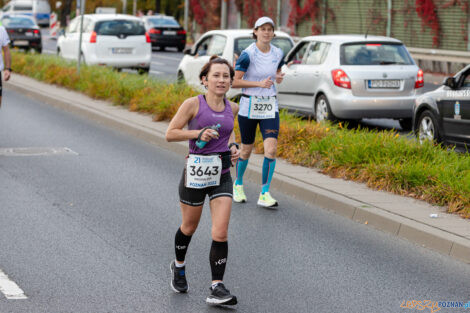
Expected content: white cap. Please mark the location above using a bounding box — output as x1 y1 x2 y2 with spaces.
254 16 275 29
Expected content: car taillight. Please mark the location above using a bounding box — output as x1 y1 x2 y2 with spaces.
90 31 97 43
149 29 161 34
33 29 39 34
331 69 351 89
145 32 151 43
415 69 424 88
177 30 186 35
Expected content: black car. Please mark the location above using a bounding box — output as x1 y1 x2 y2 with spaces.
413 65 470 149
2 14 42 53
141 15 186 51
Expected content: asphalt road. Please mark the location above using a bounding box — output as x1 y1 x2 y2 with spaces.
0 86 469 312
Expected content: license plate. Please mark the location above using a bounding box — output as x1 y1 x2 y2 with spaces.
25 32 33 37
163 30 176 35
111 48 132 54
368 79 400 89
13 40 29 46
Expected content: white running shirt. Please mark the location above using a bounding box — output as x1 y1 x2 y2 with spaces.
235 43 284 117
0 26 9 71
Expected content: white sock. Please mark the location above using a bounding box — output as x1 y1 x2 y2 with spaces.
175 260 185 268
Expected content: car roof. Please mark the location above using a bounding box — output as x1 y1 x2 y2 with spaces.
300 34 403 44
200 29 292 39
142 15 176 20
81 14 143 22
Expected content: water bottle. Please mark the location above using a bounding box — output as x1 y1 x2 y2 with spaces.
196 124 221 149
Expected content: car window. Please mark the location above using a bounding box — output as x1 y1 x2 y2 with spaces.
67 18 79 33
272 37 293 56
287 41 309 64
341 43 413 65
195 36 212 56
459 72 470 88
147 17 179 27
94 19 145 36
207 35 226 56
304 42 330 65
2 4 10 12
13 5 32 11
2 16 35 27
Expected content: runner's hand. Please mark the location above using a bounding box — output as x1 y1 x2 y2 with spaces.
275 72 285 84
259 77 273 89
230 146 240 165
4 70 11 81
200 128 219 142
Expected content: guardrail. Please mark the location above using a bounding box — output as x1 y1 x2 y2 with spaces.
408 47 470 75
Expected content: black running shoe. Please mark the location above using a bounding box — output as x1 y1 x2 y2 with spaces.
170 260 188 293
206 283 237 305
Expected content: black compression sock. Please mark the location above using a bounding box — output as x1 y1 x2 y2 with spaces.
209 240 228 281
175 227 192 262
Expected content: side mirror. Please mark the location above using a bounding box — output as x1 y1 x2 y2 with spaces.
183 48 192 55
443 77 456 89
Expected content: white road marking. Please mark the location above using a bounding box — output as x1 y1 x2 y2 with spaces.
0 268 27 299
151 61 165 66
150 70 164 75
43 49 56 55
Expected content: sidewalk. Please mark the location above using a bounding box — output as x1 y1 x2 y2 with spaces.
5 74 470 264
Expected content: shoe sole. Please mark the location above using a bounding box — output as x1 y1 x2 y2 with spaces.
170 262 188 293
206 295 238 306
257 201 278 208
233 198 246 203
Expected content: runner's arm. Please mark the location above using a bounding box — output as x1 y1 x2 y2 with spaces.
166 98 200 142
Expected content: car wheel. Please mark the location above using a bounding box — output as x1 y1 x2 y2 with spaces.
36 47 42 54
416 110 441 144
177 45 185 52
315 95 335 122
138 67 150 75
79 53 86 65
399 118 412 131
177 71 185 83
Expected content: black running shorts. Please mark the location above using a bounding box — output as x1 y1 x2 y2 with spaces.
179 171 233 207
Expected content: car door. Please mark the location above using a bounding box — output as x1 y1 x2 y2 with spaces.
277 40 310 110
438 70 470 145
61 17 79 58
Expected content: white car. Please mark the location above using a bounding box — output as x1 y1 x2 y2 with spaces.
278 35 423 129
177 29 294 98
57 14 152 74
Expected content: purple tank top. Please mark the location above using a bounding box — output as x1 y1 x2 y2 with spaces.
188 95 234 156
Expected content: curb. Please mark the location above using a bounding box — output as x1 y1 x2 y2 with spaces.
5 76 470 264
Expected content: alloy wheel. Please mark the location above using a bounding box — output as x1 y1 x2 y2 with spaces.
418 116 435 143
316 98 328 122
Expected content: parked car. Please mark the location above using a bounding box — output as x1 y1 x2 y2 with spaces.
277 35 423 129
1 0 50 27
141 15 186 51
1 14 41 53
177 29 294 98
57 14 151 74
413 65 470 148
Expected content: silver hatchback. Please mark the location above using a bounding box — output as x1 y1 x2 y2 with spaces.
277 35 423 129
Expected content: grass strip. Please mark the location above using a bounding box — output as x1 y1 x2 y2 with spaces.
11 51 470 217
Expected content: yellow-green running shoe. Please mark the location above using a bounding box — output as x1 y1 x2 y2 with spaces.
233 184 247 203
257 192 278 207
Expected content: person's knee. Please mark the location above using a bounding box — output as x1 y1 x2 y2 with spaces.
181 223 198 236
264 139 277 158
211 227 228 242
240 145 253 159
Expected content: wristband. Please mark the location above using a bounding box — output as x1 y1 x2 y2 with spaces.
5 68 11 72
228 142 239 150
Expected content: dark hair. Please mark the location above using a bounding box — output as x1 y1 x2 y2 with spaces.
199 55 235 84
252 24 275 40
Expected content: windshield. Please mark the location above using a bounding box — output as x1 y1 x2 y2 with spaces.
340 42 414 65
94 20 145 36
2 16 35 26
234 37 293 56
147 17 179 27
